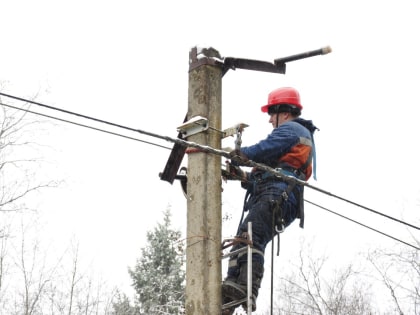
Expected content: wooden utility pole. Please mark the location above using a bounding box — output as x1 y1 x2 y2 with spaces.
185 47 223 315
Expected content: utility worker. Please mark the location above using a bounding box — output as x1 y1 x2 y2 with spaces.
222 87 318 314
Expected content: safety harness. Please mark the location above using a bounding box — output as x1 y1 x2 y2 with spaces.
234 117 318 253
235 134 314 257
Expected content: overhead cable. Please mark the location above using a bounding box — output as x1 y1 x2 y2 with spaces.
1 91 419 233
0 102 172 150
225 170 419 250
305 200 420 251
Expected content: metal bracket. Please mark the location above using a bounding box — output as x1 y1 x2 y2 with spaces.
222 57 286 77
222 123 249 139
177 116 209 138
222 46 332 77
223 123 249 152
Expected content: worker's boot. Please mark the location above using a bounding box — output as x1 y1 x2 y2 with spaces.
221 272 245 314
222 261 264 312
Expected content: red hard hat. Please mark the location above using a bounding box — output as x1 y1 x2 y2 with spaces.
261 87 302 113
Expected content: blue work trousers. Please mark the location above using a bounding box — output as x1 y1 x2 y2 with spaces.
227 179 300 278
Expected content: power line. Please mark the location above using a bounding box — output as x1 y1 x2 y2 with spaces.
10 92 415 251
1 92 419 235
0 101 172 150
305 199 420 251
0 91 177 144
306 183 420 231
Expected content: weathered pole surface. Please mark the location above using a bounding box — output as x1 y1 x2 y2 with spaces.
185 47 223 315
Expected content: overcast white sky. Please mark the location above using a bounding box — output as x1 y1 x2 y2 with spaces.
1 0 420 310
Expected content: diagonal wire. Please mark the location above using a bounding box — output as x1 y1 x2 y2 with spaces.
305 199 420 251
0 102 172 150
304 184 420 231
1 91 419 232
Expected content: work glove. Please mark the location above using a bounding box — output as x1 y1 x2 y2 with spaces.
229 149 249 164
222 161 247 181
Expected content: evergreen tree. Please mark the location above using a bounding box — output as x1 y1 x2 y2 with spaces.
128 207 185 314
112 290 139 315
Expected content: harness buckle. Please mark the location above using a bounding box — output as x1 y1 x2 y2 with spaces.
271 199 285 234
275 223 285 234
